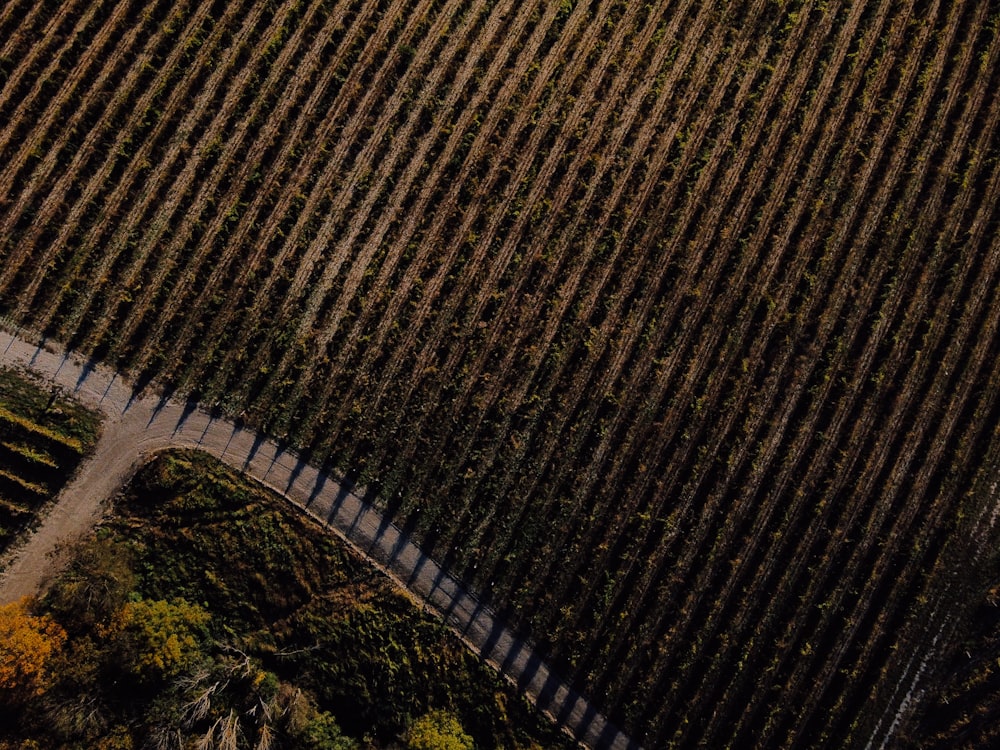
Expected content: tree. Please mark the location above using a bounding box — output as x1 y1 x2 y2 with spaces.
44 536 135 632
299 710 358 750
406 710 475 750
0 597 67 705
110 598 210 683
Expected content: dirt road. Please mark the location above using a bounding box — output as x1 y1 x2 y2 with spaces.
0 327 636 750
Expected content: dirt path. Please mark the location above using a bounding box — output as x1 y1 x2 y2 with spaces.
0 327 636 750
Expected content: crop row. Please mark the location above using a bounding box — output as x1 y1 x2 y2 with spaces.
0 367 100 553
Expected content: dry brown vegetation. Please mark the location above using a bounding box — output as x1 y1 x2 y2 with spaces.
1 0 999 746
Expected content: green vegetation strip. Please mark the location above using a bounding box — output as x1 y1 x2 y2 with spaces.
0 468 47 498
0 405 85 455
0 441 59 469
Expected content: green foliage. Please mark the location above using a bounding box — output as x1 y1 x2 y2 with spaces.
111 597 210 682
43 536 135 632
0 451 569 749
406 710 475 750
299 711 359 750
124 452 349 634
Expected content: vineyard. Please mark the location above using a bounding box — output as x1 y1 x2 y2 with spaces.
0 368 98 554
1 0 999 746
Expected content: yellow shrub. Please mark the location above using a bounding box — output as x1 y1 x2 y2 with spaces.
0 597 67 703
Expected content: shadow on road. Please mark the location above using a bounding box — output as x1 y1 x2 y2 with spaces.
29 338 49 368
127 365 160 412
286 454 308 494
73 355 100 394
243 431 268 472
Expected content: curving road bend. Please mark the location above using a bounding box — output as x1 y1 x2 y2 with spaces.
0 328 638 750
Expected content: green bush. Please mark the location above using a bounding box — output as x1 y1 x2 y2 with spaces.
407 710 475 750
299 710 359 750
111 598 210 683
